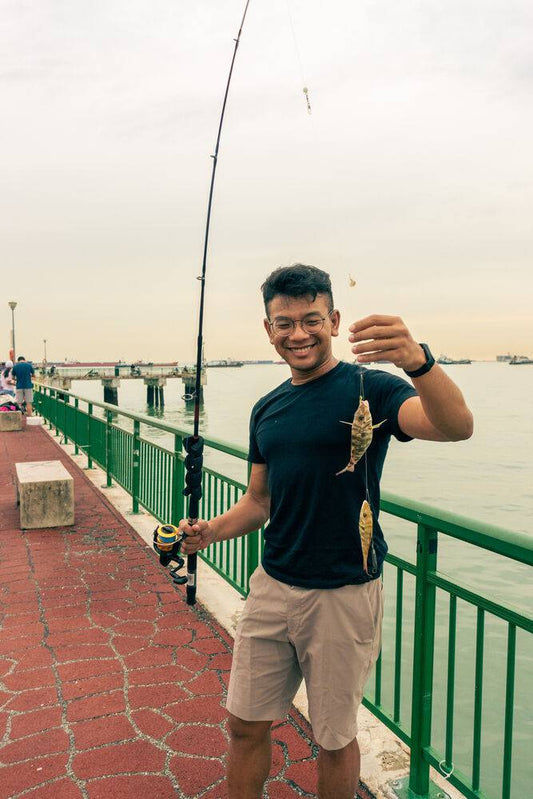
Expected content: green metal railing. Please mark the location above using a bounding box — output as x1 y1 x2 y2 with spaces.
34 384 532 799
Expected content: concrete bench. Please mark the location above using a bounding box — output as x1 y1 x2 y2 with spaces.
15 460 74 529
0 411 23 431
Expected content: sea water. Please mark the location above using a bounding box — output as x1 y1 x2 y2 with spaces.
71 361 532 797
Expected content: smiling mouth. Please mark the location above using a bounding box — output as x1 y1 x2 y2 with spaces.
286 344 316 353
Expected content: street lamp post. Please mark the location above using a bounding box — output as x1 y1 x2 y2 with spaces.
43 339 47 365
8 301 17 361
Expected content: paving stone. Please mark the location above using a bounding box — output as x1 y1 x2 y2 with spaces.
61 673 125 700
130 708 175 739
207 653 233 671
18 778 85 798
0 753 69 799
123 646 174 669
152 629 194 647
11 647 55 670
167 724 227 757
86 775 177 799
166 696 227 724
170 754 225 797
72 739 166 779
272 721 314 761
3 666 56 691
70 714 137 749
56 659 122 682
4 686 59 712
0 728 70 764
128 683 188 709
127 664 190 685
53 644 116 663
10 706 63 739
66 690 126 722
284 761 318 794
190 636 229 655
187 671 224 696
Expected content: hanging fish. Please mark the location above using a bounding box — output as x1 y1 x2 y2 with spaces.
336 397 386 476
349 275 356 287
359 500 373 574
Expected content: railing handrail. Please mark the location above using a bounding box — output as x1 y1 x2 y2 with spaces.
35 382 533 566
34 381 248 460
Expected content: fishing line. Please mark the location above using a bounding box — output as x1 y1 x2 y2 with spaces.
285 0 312 114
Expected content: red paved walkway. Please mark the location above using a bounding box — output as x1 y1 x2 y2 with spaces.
0 424 375 798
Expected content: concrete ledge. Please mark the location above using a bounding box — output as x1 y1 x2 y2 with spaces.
0 410 23 431
26 416 44 426
15 460 75 529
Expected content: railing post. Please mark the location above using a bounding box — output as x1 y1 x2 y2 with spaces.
171 433 184 526
105 410 113 487
408 523 438 797
49 389 55 430
74 398 79 455
132 420 140 513
62 392 69 444
87 403 93 469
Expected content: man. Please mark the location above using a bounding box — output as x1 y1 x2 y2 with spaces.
12 355 35 416
179 264 473 799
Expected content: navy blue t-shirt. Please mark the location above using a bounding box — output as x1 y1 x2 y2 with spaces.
248 361 417 588
12 361 34 389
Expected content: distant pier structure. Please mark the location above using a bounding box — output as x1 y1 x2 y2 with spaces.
36 362 206 407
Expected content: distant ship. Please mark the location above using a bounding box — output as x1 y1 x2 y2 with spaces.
205 359 244 368
509 355 533 365
437 355 472 365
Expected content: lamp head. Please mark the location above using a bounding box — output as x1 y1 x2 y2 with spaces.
8 301 17 311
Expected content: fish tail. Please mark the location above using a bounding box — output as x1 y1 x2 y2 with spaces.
336 462 355 476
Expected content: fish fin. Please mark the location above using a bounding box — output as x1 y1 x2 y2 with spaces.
371 418 387 430
339 420 352 426
336 463 355 476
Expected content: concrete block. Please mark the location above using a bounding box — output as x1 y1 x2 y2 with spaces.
0 411 23 431
15 460 74 529
26 417 44 426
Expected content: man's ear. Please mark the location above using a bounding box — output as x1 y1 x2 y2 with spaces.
330 309 341 338
263 318 275 343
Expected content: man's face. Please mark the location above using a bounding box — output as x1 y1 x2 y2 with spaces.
263 293 340 380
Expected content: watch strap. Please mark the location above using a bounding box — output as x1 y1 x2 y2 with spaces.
404 343 435 378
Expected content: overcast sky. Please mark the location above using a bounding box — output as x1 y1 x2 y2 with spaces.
2 0 532 363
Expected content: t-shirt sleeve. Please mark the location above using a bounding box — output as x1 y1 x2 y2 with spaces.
247 403 266 464
367 369 418 442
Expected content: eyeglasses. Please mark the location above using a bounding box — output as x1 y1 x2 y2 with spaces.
268 310 334 336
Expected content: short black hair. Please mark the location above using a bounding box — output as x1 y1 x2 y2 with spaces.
261 263 334 316
17 355 25 361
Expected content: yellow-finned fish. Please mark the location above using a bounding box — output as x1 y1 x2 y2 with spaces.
336 397 386 476
359 500 373 574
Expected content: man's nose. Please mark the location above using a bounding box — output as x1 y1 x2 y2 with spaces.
288 320 309 338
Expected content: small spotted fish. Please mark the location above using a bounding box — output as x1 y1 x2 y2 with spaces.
359 500 374 574
336 397 386 476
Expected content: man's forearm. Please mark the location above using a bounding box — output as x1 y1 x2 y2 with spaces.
412 364 473 440
209 491 270 544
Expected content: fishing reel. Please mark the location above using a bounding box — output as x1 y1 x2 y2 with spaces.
153 524 188 586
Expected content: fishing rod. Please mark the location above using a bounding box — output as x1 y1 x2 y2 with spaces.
154 0 252 606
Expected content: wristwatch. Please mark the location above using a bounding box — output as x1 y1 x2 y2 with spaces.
404 343 435 378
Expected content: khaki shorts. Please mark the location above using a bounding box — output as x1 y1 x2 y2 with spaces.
16 388 33 404
226 565 383 751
